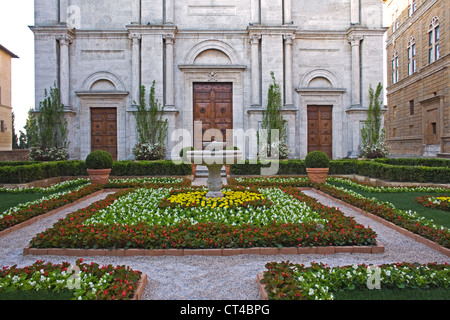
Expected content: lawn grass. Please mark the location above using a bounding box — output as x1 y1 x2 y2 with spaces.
334 287 450 300
0 289 75 300
328 181 450 229
0 184 85 214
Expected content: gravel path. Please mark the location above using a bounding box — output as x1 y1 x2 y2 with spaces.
0 188 448 300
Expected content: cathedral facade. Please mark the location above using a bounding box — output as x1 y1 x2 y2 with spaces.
32 0 386 161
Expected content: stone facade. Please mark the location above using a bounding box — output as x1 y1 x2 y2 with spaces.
384 0 449 157
32 0 386 161
0 45 18 151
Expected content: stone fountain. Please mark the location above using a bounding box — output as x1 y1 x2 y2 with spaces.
186 141 242 198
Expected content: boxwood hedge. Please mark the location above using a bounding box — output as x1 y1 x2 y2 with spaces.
231 159 450 184
1 158 449 184
0 160 192 184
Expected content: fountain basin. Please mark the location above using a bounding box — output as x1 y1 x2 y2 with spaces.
186 149 242 198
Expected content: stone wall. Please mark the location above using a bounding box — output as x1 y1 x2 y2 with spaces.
32 0 386 161
0 149 29 161
385 0 449 157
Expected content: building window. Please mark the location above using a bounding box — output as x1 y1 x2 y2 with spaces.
392 51 399 84
407 36 417 75
428 17 440 64
408 0 417 17
432 122 437 135
393 9 399 32
409 100 415 115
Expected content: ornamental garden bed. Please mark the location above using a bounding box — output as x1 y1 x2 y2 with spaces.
23 180 382 256
0 259 147 300
257 261 450 300
0 178 189 238
230 177 450 254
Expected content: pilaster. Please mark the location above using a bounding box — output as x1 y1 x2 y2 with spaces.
56 33 73 108
129 33 142 105
348 34 363 107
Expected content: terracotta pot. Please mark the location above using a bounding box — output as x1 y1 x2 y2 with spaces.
87 168 111 185
306 168 329 184
225 165 231 176
192 164 197 176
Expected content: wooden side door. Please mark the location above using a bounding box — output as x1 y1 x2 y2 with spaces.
193 83 233 147
91 108 118 160
307 105 333 159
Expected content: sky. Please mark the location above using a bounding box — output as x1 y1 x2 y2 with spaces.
0 0 35 133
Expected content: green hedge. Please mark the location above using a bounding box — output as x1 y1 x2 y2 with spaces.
0 161 192 184
1 158 449 184
110 161 191 177
231 159 450 183
0 161 38 167
374 158 450 168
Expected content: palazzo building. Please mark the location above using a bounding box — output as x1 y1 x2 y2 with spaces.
0 44 18 151
32 0 386 161
384 0 449 157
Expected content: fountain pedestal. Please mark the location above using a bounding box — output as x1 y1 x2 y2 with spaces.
187 142 242 199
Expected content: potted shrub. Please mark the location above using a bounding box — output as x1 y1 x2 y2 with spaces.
305 151 330 184
85 150 113 185
180 147 196 176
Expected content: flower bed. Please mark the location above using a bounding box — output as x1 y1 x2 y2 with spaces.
28 186 377 250
327 177 450 193
0 259 145 300
0 178 189 234
0 184 104 232
231 177 450 249
315 183 450 249
229 177 311 188
259 261 450 300
0 178 90 194
415 195 450 212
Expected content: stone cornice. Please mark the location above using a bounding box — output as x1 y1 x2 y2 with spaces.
30 25 76 39
126 24 178 36
178 65 247 71
296 87 347 94
75 91 129 99
247 25 298 36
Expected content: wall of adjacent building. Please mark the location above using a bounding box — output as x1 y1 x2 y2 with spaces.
385 0 449 157
0 49 13 151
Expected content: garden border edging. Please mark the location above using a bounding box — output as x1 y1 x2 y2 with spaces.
22 243 385 257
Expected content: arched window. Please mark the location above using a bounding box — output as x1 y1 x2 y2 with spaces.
428 17 440 63
392 50 399 84
407 36 417 75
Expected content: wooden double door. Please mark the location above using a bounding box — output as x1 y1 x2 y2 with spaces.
91 108 118 160
193 83 233 147
307 105 333 159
